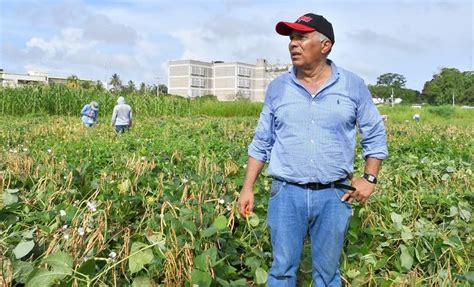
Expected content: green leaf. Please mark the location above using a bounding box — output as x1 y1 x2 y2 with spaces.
13 261 34 283
400 244 413 271
146 233 166 250
2 191 18 205
346 269 360 279
191 269 212 287
194 247 217 271
6 188 20 194
13 240 35 259
249 213 260 227
401 227 413 242
255 267 267 285
229 278 247 286
245 256 261 272
446 166 455 173
26 268 64 287
465 271 474 283
129 242 154 274
441 173 449 181
44 251 73 276
213 215 227 230
22 227 37 239
201 226 217 238
132 276 153 287
390 212 403 230
77 259 96 278
459 207 471 222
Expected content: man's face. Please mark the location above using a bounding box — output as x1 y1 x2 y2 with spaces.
288 30 329 68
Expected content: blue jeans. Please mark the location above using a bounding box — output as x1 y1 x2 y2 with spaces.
115 125 129 133
267 179 353 286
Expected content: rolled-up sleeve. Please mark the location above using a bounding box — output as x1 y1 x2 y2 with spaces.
248 85 276 162
356 80 388 160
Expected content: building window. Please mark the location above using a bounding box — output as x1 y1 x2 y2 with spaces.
236 89 251 99
238 78 250 88
191 66 207 77
238 67 251 77
191 78 205 88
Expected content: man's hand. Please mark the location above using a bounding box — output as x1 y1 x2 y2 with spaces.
341 176 376 204
238 188 254 217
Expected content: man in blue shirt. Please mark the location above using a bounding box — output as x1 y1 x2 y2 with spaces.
238 13 388 286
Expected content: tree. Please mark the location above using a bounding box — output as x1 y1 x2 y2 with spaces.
421 68 473 105
80 81 92 89
94 80 104 91
66 75 80 89
124 80 136 94
369 73 421 104
139 82 146 94
158 84 168 94
109 73 122 92
376 73 407 88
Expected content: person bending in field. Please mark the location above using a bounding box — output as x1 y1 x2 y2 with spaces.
238 13 388 286
80 101 99 128
110 96 133 134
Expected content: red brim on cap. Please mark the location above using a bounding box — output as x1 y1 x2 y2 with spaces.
275 21 316 35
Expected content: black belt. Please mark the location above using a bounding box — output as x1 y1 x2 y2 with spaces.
286 180 356 191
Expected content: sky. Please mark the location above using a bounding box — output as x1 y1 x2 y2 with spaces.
0 0 472 91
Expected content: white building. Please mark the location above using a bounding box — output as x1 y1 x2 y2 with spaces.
0 69 92 87
168 59 291 102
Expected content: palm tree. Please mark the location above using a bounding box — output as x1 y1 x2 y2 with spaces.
109 73 122 92
126 80 136 93
139 82 146 94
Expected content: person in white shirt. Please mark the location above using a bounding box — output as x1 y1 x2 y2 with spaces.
111 96 132 133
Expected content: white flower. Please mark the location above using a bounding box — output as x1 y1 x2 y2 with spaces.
78 227 85 236
159 214 164 219
226 205 232 211
109 251 117 259
83 256 89 262
9 149 13 153
182 178 189 184
86 201 97 212
13 149 18 153
141 156 147 161
23 148 28 152
47 149 52 153
63 234 70 240
59 210 66 217
62 225 68 230
218 198 225 205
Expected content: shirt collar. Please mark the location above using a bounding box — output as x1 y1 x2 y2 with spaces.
290 59 339 78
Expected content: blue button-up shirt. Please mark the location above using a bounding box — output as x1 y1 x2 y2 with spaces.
248 60 388 184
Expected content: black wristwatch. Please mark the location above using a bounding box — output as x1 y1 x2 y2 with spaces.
363 173 377 184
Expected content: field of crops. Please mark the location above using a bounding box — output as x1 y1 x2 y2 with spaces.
0 88 473 286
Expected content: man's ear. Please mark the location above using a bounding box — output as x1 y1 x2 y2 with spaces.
321 40 332 54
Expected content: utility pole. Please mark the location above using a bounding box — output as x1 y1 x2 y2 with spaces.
391 88 394 107
104 64 107 90
156 77 162 96
452 91 455 107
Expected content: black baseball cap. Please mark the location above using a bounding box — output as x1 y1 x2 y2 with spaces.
276 13 335 44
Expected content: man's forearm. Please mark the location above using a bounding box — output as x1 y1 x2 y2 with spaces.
364 157 383 176
242 156 266 190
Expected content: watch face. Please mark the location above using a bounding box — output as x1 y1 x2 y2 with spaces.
364 173 377 183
